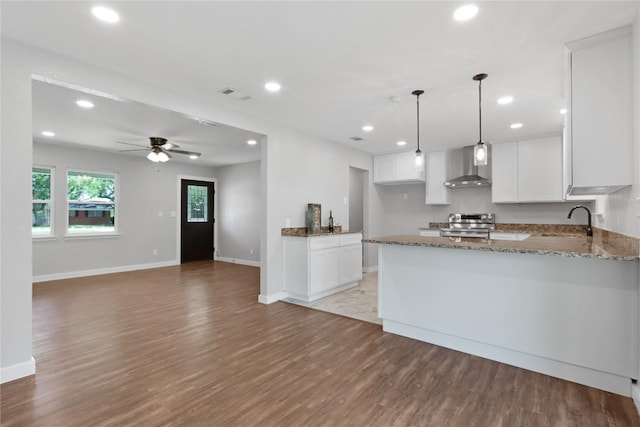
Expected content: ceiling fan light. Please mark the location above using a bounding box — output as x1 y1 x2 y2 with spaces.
157 151 170 163
147 151 160 162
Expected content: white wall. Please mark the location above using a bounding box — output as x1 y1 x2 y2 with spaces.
1 38 375 379
1 38 35 382
216 160 261 265
32 142 216 280
349 167 365 232
375 184 593 236
261 129 373 302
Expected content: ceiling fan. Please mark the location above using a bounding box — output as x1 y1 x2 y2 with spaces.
117 137 201 163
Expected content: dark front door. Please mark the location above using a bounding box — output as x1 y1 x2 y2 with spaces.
181 179 214 263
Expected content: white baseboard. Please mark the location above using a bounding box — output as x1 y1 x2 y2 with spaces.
258 291 288 304
364 265 378 273
33 260 179 283
215 256 260 268
1 357 36 384
384 320 632 397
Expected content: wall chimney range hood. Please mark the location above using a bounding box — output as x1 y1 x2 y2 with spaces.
444 145 491 189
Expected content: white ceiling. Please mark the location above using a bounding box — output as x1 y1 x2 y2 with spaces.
2 1 639 165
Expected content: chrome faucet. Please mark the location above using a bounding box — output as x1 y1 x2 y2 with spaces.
567 205 593 237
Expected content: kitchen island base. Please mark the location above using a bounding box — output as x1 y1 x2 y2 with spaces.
377 243 638 396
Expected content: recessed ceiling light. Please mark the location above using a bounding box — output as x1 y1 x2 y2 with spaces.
397 141 407 146
264 82 281 92
510 123 523 129
362 125 374 132
92 6 120 23
76 99 94 108
189 154 199 160
247 139 257 146
41 131 55 137
560 108 567 115
497 96 513 105
453 4 478 22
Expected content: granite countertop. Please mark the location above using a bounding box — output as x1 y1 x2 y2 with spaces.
281 226 363 237
365 228 639 262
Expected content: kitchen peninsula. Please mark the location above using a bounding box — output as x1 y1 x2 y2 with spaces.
366 230 639 396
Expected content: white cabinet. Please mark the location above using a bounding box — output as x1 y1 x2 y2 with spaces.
565 26 632 196
373 151 425 184
491 142 519 203
425 150 451 205
492 136 563 203
284 233 363 302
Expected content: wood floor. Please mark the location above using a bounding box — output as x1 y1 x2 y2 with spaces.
2 261 639 426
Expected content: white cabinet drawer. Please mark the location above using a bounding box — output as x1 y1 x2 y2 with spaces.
339 233 362 246
309 236 340 251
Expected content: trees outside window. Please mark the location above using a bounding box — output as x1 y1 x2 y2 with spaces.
32 167 53 236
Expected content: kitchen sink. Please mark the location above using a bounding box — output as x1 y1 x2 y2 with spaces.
489 232 531 241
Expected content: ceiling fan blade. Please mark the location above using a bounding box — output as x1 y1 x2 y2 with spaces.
166 148 201 157
164 142 180 150
118 148 150 152
116 141 148 148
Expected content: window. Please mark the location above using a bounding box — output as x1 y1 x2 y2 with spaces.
32 166 54 236
67 170 117 234
187 184 208 222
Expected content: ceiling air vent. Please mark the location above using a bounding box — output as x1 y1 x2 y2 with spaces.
218 87 252 101
349 136 364 141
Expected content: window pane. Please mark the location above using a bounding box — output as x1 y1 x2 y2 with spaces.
187 185 208 223
67 170 116 234
32 167 53 236
32 202 51 235
32 168 51 200
68 203 115 233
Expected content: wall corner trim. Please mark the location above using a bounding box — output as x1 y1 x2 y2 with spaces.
632 383 640 417
258 292 287 305
1 357 36 384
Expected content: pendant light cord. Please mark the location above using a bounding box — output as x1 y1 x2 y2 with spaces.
478 79 482 142
416 93 420 152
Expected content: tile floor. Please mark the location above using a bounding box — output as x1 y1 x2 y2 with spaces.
282 272 380 324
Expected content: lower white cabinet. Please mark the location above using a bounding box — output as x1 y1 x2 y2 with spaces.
492 136 563 203
284 233 363 302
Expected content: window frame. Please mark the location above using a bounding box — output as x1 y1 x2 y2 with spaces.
66 168 120 237
32 165 55 238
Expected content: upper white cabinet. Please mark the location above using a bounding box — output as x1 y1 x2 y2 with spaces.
492 136 563 203
425 150 451 205
565 26 633 196
373 151 425 184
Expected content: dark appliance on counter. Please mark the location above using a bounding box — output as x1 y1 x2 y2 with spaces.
440 213 495 238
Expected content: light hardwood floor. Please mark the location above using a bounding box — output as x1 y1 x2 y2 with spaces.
2 261 639 426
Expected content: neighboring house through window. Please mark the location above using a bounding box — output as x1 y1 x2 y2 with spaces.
67 170 117 234
32 166 54 236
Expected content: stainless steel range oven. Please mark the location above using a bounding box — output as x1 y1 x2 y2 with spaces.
440 213 495 239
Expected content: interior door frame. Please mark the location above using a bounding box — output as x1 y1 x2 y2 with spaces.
176 175 218 264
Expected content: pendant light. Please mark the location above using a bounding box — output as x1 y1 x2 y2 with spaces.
412 89 425 172
473 73 489 166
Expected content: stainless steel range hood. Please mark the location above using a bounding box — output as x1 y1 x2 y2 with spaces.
444 145 491 189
